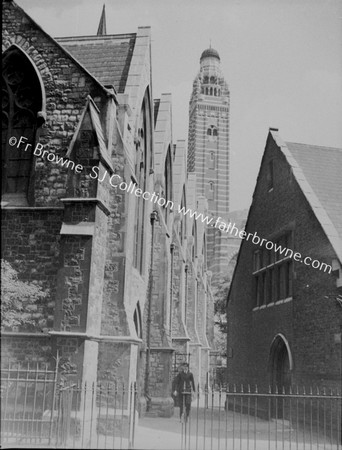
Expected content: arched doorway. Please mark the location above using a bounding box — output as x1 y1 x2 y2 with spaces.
269 334 293 417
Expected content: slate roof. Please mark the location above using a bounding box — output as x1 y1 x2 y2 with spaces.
57 34 136 93
271 131 342 263
286 142 342 240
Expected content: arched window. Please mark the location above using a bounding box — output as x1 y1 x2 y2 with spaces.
214 88 217 96
210 87 213 96
209 152 215 169
133 302 142 339
205 87 209 95
164 147 172 224
207 125 218 139
2 47 43 205
179 188 186 245
133 93 151 272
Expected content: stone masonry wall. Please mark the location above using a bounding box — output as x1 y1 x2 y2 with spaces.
2 1 108 207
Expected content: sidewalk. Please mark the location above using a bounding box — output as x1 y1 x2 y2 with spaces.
134 406 336 450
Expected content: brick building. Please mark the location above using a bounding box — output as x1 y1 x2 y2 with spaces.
2 1 215 417
226 129 342 394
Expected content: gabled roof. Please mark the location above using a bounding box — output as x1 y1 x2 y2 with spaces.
227 130 342 305
67 95 113 172
271 131 342 263
57 34 136 93
5 1 112 98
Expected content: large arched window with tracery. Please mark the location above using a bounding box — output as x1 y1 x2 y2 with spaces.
2 47 43 205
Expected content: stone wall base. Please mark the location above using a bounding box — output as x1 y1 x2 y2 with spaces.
145 396 174 418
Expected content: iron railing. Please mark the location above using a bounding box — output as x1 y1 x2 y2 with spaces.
180 384 341 450
1 364 137 449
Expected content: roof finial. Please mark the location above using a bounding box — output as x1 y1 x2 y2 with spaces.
209 39 212 49
97 4 107 36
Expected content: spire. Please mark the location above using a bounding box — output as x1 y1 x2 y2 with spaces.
97 4 107 36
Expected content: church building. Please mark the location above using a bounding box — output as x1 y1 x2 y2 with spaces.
2 0 215 419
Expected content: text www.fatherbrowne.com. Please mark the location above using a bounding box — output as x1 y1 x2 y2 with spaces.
9 136 332 274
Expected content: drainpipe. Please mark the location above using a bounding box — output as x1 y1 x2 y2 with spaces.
145 210 158 410
184 264 189 326
169 243 175 341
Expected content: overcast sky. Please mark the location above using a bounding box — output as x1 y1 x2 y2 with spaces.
16 0 342 211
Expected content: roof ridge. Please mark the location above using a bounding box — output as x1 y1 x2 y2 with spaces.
285 141 342 152
56 33 136 41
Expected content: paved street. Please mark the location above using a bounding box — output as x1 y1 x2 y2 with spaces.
135 406 338 450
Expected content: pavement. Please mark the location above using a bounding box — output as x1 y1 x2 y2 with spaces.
134 406 338 450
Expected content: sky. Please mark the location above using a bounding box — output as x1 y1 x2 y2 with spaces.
16 0 342 211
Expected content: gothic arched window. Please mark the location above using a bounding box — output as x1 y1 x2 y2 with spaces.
2 47 43 205
207 128 212 136
213 128 218 137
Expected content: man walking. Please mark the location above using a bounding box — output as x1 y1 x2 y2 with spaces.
173 362 195 422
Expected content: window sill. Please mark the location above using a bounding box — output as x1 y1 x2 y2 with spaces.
253 297 292 311
252 256 292 274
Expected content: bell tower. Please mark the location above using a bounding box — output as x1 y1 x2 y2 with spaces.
188 48 230 274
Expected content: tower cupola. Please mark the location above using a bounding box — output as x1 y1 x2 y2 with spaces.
200 47 220 62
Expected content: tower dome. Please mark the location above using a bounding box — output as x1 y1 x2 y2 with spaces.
200 47 220 62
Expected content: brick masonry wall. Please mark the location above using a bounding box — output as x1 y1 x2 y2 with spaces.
227 136 341 392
